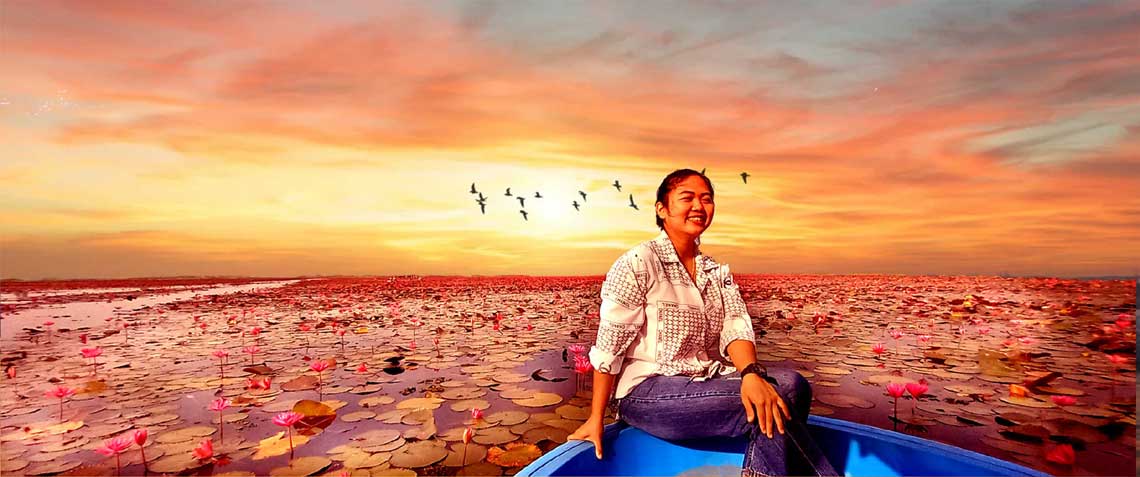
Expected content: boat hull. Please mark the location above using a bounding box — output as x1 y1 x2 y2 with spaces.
517 415 1049 476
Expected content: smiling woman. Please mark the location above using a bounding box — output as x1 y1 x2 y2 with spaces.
568 168 838 477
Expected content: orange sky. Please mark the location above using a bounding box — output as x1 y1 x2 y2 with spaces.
1 1 1138 279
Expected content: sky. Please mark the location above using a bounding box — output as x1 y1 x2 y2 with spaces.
1 0 1138 280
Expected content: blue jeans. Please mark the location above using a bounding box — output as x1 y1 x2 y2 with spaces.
618 368 838 476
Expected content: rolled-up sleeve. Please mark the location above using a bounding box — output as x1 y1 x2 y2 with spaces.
719 265 755 357
589 252 649 374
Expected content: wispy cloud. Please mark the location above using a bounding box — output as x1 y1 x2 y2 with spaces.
0 0 1136 278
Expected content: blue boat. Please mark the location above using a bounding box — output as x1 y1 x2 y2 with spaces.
517 416 1049 476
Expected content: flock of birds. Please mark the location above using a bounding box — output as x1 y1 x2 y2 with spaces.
468 168 751 221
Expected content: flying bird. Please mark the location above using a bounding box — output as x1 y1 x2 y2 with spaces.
477 192 486 201
534 191 542 198
519 210 528 221
628 194 638 210
505 187 512 196
579 190 587 201
470 183 478 194
476 199 486 214
572 200 580 211
740 172 750 184
613 180 622 192
517 196 526 208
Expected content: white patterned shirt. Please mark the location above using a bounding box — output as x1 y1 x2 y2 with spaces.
588 230 756 400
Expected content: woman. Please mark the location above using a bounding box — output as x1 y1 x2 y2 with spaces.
568 169 836 477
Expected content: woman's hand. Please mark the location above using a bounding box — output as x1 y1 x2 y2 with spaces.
741 374 790 438
567 416 605 459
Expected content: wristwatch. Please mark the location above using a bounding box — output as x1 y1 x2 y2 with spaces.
741 362 768 380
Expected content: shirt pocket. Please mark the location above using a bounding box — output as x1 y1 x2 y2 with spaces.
655 302 708 365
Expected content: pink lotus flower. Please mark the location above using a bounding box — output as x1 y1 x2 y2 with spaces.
192 438 213 461
917 335 931 344
905 382 928 399
210 398 231 441
132 428 148 446
273 411 304 455
273 411 303 427
96 435 133 475
46 385 77 420
310 360 331 373
1115 318 1131 329
462 426 475 465
1044 443 1075 466
247 376 272 390
356 362 368 373
133 428 149 470
1051 395 1077 406
567 344 587 355
885 383 906 398
209 398 231 412
80 347 104 375
885 382 906 422
889 329 903 340
212 350 229 359
977 327 991 335
872 343 886 356
574 356 594 374
242 345 260 364
43 320 55 342
471 408 484 420
95 435 132 456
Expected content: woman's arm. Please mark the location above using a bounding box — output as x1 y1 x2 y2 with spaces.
727 339 789 438
568 371 617 459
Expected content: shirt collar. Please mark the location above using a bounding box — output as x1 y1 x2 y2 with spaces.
653 230 719 271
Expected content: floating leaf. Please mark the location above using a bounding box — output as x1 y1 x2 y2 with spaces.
353 429 402 446
360 396 396 407
512 392 563 408
268 456 332 476
1000 396 1055 409
485 411 529 426
457 462 502 476
293 400 337 432
815 394 874 409
342 411 376 422
441 443 487 466
473 427 517 445
486 442 542 467
449 399 490 412
281 375 319 392
396 397 445 411
253 431 311 460
388 441 447 468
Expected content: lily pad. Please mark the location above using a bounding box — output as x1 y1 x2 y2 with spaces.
449 399 491 412
486 442 542 467
513 392 563 408
388 441 448 468
441 443 487 466
485 411 529 426
816 394 875 409
360 396 397 407
473 427 517 445
269 456 332 476
253 431 312 460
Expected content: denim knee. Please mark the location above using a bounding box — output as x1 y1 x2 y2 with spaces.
767 369 811 420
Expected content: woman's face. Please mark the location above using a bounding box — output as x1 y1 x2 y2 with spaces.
657 175 715 238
